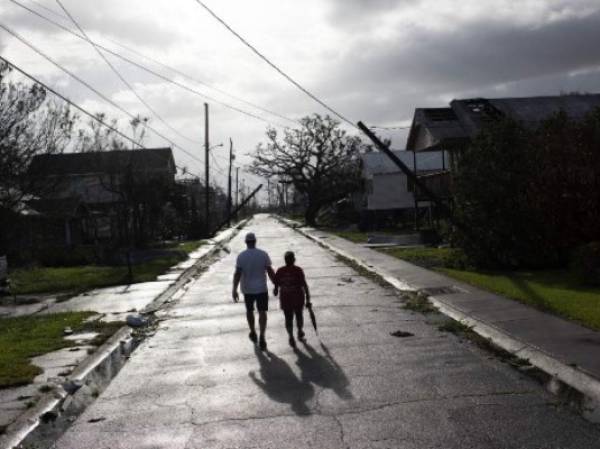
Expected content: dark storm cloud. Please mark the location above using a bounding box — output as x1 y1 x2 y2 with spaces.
327 9 600 92
313 6 600 133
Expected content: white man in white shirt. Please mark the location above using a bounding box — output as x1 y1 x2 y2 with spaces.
232 232 276 351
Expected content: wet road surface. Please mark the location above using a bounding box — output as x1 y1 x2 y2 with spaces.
53 215 600 448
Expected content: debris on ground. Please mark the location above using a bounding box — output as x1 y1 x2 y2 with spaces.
390 330 414 338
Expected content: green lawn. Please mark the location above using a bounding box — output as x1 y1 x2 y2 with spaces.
9 255 184 295
0 312 123 388
380 247 600 331
158 239 206 254
441 268 600 330
333 229 415 244
383 247 466 269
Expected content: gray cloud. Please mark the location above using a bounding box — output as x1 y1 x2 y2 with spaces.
313 7 600 132
325 0 416 26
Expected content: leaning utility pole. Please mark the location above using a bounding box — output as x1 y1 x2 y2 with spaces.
213 184 263 235
235 167 240 218
227 138 234 227
204 103 209 237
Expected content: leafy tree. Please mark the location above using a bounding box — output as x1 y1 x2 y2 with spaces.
249 114 363 225
452 109 600 268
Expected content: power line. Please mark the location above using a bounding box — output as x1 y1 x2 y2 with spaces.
8 0 296 129
0 54 206 180
0 20 206 167
369 125 412 130
54 0 202 145
191 0 357 129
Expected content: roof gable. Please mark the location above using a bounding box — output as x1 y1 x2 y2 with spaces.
29 148 176 177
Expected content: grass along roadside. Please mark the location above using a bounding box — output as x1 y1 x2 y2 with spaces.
9 239 208 296
380 247 600 331
332 229 417 244
0 312 123 389
9 254 184 296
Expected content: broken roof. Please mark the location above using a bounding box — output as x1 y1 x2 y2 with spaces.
451 93 600 137
29 148 176 177
407 93 600 151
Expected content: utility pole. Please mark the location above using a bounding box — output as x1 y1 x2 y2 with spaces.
235 167 240 207
267 179 271 209
227 138 234 227
204 103 210 237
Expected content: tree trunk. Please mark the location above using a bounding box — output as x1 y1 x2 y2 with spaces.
305 201 320 227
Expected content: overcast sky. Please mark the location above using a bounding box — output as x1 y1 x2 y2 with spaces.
1 0 600 195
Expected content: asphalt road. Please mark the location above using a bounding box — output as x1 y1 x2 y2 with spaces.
53 215 600 449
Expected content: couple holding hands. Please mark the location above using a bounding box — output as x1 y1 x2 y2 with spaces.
232 232 311 351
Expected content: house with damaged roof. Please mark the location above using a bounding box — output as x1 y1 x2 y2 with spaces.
405 93 600 201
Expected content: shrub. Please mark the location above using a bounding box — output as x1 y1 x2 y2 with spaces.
570 242 600 286
452 108 600 269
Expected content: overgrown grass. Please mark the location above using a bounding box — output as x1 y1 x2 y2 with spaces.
380 246 600 331
0 312 123 388
9 255 184 295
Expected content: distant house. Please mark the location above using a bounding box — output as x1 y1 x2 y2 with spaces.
28 148 176 245
359 150 448 223
405 93 600 198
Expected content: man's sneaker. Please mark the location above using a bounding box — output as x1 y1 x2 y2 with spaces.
259 338 267 351
297 330 306 341
289 337 296 348
249 331 257 343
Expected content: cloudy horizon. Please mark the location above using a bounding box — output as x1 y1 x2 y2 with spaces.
1 0 600 197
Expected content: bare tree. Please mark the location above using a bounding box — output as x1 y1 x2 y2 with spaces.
0 63 75 254
249 114 363 225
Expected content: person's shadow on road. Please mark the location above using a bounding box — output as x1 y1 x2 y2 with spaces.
249 346 315 416
294 341 353 400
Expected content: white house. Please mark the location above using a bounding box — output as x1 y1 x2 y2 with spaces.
360 149 449 211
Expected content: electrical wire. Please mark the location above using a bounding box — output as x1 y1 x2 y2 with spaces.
55 0 202 145
191 0 357 129
8 0 295 129
0 20 207 167
369 125 411 130
0 54 206 180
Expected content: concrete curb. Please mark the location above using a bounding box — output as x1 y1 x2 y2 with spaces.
278 216 600 423
0 220 249 449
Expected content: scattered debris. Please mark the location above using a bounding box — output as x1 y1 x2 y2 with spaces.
402 293 436 314
87 417 106 423
38 384 54 393
438 319 471 334
62 380 84 395
63 327 73 335
40 410 58 424
126 314 148 328
390 330 414 338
